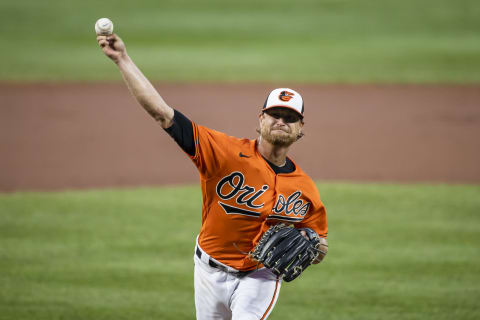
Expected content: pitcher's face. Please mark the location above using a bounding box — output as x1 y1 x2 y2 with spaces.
259 108 303 147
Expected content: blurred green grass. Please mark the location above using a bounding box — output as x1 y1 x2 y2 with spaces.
1 183 479 319
0 0 479 83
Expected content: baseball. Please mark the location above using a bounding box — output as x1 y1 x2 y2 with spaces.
95 18 114 35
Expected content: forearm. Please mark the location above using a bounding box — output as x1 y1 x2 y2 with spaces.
116 55 174 128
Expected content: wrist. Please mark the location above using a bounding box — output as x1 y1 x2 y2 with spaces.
115 52 131 66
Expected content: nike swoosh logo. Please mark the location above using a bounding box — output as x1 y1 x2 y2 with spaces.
239 152 251 158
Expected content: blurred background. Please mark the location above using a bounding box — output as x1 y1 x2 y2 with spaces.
0 0 479 319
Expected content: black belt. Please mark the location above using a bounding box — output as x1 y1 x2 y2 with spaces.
195 246 253 278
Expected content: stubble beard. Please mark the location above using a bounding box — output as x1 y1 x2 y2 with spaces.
260 124 298 147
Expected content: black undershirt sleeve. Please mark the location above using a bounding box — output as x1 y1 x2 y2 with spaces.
163 109 195 156
163 109 295 174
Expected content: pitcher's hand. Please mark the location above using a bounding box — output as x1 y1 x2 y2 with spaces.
97 34 127 64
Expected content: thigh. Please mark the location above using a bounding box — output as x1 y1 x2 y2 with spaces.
230 268 281 320
194 255 232 320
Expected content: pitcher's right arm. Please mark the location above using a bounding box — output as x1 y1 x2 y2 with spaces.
96 34 174 128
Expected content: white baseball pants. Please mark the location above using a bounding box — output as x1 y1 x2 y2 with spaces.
194 246 281 320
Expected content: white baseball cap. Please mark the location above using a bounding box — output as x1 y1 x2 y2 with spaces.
263 88 304 118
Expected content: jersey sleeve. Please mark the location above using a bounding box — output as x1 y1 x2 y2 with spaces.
190 122 233 179
163 109 236 179
295 187 328 238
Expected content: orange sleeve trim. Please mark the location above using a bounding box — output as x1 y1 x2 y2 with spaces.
260 277 280 320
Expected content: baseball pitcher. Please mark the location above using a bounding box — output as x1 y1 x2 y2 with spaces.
97 33 328 320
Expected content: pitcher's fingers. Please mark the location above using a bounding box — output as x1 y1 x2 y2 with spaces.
106 34 117 41
300 230 309 240
101 47 115 56
98 39 108 47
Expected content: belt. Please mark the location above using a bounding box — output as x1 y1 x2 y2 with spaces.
195 246 254 278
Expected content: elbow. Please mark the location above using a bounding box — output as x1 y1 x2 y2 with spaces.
143 105 172 128
145 107 165 121
139 101 173 128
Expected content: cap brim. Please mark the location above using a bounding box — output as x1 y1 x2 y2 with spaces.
264 105 304 118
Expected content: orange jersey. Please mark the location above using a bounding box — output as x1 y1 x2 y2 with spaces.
188 123 328 271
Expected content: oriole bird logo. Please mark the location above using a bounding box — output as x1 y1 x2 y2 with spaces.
279 91 295 102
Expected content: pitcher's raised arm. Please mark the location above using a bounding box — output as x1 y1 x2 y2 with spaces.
96 34 174 128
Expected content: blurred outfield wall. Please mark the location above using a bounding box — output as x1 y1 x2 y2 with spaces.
0 0 478 83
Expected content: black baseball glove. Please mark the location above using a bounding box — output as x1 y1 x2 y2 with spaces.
250 224 323 282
